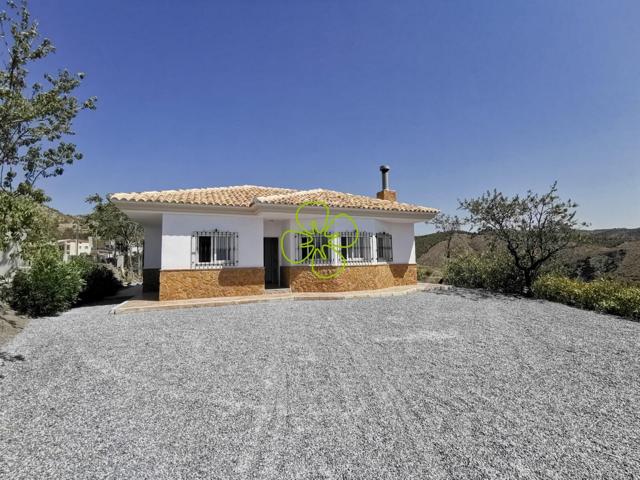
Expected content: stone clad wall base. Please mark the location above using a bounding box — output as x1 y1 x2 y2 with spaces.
159 268 265 301
281 264 417 293
142 268 160 292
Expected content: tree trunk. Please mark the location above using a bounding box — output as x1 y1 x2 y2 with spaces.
523 270 533 297
126 248 132 282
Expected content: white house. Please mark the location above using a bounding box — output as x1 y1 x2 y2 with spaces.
57 239 92 262
110 167 437 300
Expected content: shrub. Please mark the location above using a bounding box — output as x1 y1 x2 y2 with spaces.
7 248 84 317
533 274 640 320
531 275 582 305
417 266 431 282
442 251 523 293
70 256 122 304
442 254 487 289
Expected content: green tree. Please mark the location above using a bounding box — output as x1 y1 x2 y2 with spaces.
84 194 143 279
0 0 96 257
0 192 52 259
429 213 466 259
459 182 585 295
7 244 84 316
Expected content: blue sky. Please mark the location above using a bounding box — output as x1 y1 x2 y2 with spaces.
27 0 640 233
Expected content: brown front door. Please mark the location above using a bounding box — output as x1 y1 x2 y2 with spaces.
263 237 279 287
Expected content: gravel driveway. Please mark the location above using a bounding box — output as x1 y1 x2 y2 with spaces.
1 289 639 479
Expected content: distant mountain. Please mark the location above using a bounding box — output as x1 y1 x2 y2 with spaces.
41 205 80 224
416 228 640 284
580 228 640 247
40 206 89 240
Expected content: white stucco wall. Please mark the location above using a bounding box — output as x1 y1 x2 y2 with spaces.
161 213 263 269
335 215 416 264
154 210 417 271
263 220 285 238
143 223 162 269
280 214 416 266
389 222 416 264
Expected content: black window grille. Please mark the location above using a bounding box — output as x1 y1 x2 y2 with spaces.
191 230 238 268
376 232 393 262
296 233 333 264
340 231 373 263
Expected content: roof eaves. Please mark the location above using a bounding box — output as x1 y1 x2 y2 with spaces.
252 188 324 204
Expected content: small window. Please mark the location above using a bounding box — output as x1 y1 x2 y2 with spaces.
198 235 212 263
297 233 333 264
216 240 230 262
192 231 238 268
376 232 393 262
340 231 373 263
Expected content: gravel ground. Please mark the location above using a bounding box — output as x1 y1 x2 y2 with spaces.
1 289 639 479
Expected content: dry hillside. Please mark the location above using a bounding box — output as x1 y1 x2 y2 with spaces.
41 206 88 240
416 229 640 284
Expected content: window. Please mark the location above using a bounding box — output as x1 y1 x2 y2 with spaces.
340 231 373 263
376 232 393 262
198 235 212 263
296 233 333 264
192 230 238 268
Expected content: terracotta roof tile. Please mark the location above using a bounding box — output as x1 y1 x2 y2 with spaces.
255 189 437 213
109 185 296 207
110 185 437 214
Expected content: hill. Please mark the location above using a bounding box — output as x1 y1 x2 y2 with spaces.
41 205 79 224
40 206 89 240
416 228 640 284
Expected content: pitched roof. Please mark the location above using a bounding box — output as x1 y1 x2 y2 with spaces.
110 185 437 214
109 185 296 207
255 189 437 213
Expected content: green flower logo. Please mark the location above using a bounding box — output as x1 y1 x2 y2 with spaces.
280 201 359 279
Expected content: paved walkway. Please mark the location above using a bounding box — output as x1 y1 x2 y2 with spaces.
111 283 444 314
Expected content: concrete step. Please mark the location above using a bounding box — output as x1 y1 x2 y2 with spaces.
265 287 291 295
110 284 448 315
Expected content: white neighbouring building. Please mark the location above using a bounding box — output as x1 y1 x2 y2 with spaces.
57 239 92 262
110 167 438 301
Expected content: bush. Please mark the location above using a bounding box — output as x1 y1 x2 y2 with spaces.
417 266 431 282
533 274 640 320
2 252 124 317
70 256 122 304
442 251 523 293
531 274 580 305
7 248 84 317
